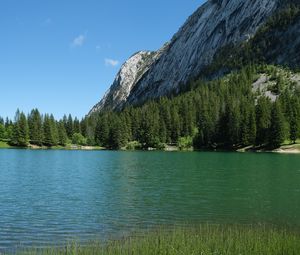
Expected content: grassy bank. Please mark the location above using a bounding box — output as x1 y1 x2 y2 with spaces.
0 140 12 148
22 225 300 255
0 140 104 150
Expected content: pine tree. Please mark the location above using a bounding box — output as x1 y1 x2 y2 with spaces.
11 110 29 147
58 121 68 146
219 101 241 148
73 117 81 134
256 96 272 146
66 114 74 138
240 101 256 146
5 117 12 129
0 122 5 140
108 116 127 149
139 105 160 148
11 110 20 146
160 102 172 143
95 115 109 147
43 114 58 146
170 106 180 143
268 101 286 149
43 115 52 146
50 115 59 146
289 98 300 143
28 109 43 145
80 118 88 137
18 112 30 146
159 119 167 143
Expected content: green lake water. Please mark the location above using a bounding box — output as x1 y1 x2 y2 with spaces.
0 150 299 250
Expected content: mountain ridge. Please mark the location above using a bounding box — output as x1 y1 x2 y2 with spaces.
89 0 287 115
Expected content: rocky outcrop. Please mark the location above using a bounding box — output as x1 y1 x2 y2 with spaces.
89 51 158 114
90 0 280 114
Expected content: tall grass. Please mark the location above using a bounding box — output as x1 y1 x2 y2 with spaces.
20 224 300 255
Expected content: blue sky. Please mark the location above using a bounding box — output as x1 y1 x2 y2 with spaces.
0 0 204 119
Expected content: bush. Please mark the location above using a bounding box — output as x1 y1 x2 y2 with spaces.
72 133 87 146
178 136 193 150
126 141 142 150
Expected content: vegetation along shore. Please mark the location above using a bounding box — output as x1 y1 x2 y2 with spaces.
20 225 300 255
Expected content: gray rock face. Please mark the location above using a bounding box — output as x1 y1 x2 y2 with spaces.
90 0 279 114
89 51 159 114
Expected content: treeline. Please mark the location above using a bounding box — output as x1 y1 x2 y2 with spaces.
0 111 87 147
1 65 300 150
86 65 300 150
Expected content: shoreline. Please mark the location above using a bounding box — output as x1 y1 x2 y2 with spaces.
1 140 300 154
0 141 104 151
16 224 300 255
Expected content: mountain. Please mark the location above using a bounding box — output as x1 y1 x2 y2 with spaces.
89 45 168 114
89 0 299 115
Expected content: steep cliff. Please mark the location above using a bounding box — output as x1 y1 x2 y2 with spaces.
90 0 282 114
89 51 158 114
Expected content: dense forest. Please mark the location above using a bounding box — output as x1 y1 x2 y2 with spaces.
1 65 300 151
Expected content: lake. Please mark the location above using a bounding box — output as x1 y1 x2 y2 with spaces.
0 149 300 251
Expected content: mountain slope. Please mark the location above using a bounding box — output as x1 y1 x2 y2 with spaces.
89 51 158 114
90 0 281 114
200 3 300 78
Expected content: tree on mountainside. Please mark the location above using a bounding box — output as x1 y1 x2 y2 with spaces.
289 98 300 143
256 96 272 146
95 115 109 147
268 101 287 149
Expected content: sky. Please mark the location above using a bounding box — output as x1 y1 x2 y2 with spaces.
0 0 205 120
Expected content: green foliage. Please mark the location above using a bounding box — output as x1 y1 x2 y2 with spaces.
126 141 142 150
268 101 287 149
0 123 5 140
178 136 193 150
108 116 127 150
72 133 87 146
43 114 59 146
58 121 68 146
0 140 11 148
11 110 29 147
94 115 109 147
73 117 81 134
289 98 300 143
256 96 272 146
65 114 74 139
28 109 43 145
25 225 300 255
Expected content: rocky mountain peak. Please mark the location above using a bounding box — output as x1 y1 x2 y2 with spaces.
89 51 157 114
89 0 280 114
